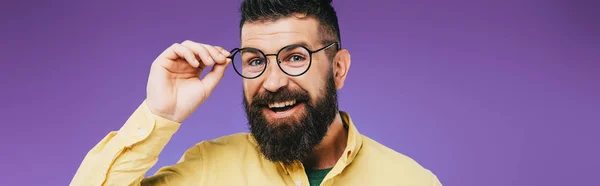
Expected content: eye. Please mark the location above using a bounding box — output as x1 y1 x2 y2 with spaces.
288 55 306 62
248 58 265 66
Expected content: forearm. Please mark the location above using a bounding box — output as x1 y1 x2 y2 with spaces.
70 101 181 186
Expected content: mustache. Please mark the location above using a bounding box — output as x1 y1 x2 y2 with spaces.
251 88 310 106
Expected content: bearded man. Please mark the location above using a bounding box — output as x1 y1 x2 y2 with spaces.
71 0 441 185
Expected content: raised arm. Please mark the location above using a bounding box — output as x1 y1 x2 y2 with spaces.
70 40 231 186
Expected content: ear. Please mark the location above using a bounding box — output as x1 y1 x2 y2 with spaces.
333 49 351 90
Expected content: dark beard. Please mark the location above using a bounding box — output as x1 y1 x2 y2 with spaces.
243 71 338 165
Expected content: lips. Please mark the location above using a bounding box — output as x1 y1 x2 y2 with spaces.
267 100 302 112
268 100 296 109
250 88 310 114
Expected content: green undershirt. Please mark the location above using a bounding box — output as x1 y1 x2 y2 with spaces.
305 167 333 186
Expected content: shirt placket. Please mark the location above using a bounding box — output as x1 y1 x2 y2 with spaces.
317 147 356 186
283 162 310 186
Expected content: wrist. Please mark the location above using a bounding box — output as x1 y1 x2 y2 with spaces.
145 102 182 123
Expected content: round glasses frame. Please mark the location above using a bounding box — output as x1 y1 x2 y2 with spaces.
228 42 339 79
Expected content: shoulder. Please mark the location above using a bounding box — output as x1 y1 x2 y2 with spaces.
178 133 255 160
359 135 422 165
353 135 440 184
199 132 253 146
151 133 262 183
193 132 257 155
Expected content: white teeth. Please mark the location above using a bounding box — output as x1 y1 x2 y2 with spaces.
268 100 297 108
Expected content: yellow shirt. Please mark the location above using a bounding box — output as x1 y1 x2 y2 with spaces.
70 101 442 186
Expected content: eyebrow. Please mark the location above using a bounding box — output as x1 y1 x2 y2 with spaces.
241 41 314 53
290 41 312 49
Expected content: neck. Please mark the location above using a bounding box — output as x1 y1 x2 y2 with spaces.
302 112 348 170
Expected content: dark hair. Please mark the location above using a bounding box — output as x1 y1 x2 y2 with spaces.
239 0 341 57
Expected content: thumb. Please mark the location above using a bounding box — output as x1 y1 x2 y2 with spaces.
201 58 230 94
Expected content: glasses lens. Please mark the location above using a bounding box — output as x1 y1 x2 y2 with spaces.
232 48 266 78
277 45 311 76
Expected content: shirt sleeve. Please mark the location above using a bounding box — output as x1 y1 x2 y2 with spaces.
70 100 182 186
432 173 443 186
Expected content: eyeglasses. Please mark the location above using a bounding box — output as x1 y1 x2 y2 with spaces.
228 42 339 79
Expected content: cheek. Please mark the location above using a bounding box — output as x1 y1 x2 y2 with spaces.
243 80 260 101
307 59 333 92
294 75 325 103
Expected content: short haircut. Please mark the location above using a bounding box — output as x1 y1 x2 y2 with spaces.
239 0 341 58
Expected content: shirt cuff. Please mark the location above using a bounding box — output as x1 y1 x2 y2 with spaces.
115 100 181 156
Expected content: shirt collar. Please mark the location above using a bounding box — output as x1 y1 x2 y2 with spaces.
339 110 363 166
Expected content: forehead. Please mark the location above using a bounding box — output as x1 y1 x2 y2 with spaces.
240 16 320 53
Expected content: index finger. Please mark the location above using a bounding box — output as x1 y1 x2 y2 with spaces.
214 46 231 57
159 43 200 68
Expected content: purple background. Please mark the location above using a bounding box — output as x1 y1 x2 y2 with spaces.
1 0 598 185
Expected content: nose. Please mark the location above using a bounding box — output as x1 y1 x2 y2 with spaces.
262 55 289 92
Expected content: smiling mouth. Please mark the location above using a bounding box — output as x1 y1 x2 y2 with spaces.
267 100 302 112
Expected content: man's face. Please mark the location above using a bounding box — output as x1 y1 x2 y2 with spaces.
240 16 339 164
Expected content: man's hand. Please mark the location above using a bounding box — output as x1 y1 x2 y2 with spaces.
146 40 231 122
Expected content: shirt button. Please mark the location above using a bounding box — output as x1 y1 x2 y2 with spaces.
295 180 302 186
137 128 145 136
